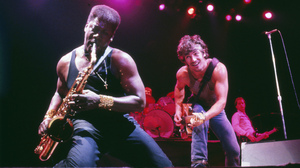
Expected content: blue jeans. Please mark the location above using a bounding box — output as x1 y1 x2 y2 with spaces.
54 114 173 167
191 104 240 167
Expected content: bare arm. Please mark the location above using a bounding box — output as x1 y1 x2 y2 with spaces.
204 63 228 120
174 67 188 125
48 53 71 110
109 49 146 112
38 53 71 135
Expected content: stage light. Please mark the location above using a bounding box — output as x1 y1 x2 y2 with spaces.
225 15 232 21
263 11 273 20
235 14 242 21
159 4 165 11
207 4 214 12
187 7 196 15
244 0 251 4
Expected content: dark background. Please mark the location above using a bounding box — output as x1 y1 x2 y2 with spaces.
0 0 299 166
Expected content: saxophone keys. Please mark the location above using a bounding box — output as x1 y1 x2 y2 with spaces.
76 77 83 83
68 101 75 105
34 145 44 154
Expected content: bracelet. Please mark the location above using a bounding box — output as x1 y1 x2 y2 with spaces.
99 94 114 110
44 109 56 119
192 111 206 123
200 111 206 121
198 112 206 121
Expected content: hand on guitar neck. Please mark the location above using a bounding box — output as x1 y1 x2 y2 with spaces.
256 127 278 142
248 127 278 142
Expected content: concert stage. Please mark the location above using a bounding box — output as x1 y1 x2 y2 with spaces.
98 138 300 167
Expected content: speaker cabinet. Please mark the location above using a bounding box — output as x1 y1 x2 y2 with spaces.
241 139 300 167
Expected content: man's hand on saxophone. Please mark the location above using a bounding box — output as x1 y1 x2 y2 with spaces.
69 90 100 112
37 89 110 137
38 117 52 136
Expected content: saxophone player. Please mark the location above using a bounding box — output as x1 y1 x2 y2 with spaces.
37 5 172 167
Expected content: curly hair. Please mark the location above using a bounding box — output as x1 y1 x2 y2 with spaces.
177 35 209 63
87 5 121 34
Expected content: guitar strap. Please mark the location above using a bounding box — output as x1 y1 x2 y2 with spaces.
191 57 219 107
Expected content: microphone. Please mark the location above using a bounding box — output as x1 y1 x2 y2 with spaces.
265 29 278 35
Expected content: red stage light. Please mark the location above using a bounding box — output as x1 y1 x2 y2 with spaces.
207 4 214 12
187 7 196 15
225 15 232 21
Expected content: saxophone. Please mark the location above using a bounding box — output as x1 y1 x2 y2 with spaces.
34 43 97 161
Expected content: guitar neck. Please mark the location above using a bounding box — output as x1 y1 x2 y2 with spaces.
255 128 277 142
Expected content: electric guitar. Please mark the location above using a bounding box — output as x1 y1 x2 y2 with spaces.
179 103 205 138
255 127 278 142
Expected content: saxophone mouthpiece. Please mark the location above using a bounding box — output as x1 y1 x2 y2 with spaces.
90 43 97 65
93 34 99 38
90 33 98 64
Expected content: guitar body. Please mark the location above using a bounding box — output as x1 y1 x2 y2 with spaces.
180 103 206 138
181 115 194 135
180 103 193 136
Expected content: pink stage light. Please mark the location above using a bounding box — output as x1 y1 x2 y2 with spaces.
235 14 242 21
225 15 232 21
244 0 251 4
207 4 214 12
159 4 165 11
263 11 273 19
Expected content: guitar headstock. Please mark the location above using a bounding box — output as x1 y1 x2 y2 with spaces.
273 127 279 132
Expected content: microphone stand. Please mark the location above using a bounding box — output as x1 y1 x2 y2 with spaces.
266 33 287 140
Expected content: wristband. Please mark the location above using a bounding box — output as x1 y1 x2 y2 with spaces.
191 112 206 126
194 112 206 121
99 94 114 110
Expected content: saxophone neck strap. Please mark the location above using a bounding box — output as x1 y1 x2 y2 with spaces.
91 46 112 74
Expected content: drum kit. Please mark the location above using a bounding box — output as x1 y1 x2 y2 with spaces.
129 91 179 139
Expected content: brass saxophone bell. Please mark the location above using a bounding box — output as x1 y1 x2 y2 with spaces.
47 117 74 142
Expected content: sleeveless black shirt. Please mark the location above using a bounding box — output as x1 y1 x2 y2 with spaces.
66 48 136 137
67 49 125 97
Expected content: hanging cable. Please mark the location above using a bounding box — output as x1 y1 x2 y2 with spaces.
278 30 300 111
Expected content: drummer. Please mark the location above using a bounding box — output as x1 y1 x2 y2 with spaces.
144 87 156 114
157 91 175 116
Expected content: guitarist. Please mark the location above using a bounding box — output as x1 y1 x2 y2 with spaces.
174 35 240 167
231 97 270 143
